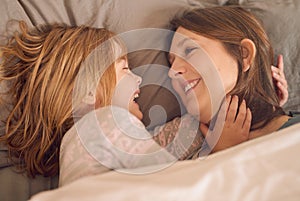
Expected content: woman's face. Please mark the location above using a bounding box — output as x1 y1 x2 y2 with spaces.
168 27 238 123
113 58 143 120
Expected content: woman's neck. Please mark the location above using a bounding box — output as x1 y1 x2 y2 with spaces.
249 115 290 140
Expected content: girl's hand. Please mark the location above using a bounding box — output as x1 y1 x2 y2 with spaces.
200 95 252 153
271 54 288 106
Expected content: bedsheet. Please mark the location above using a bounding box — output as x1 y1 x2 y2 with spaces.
30 123 300 201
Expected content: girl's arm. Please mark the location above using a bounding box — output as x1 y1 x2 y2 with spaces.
151 115 204 160
271 54 288 106
199 95 252 153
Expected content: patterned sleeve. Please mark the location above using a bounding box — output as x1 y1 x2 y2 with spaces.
151 114 205 160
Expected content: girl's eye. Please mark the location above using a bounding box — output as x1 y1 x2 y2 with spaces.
168 54 174 65
123 67 130 71
184 47 197 56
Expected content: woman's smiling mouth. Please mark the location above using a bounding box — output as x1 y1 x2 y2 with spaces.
184 78 202 93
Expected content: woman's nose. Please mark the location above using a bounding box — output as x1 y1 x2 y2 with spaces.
168 57 187 79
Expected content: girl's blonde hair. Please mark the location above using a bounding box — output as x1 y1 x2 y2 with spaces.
0 21 126 177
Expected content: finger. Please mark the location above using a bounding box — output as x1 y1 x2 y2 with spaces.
272 72 288 88
277 81 288 95
271 65 280 75
277 54 284 72
242 108 252 138
273 74 288 106
226 95 239 123
235 99 247 126
277 82 288 106
272 55 286 81
271 65 285 80
272 66 287 86
199 123 209 137
225 95 231 113
209 96 229 136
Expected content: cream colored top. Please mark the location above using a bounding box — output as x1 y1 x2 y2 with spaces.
59 106 204 186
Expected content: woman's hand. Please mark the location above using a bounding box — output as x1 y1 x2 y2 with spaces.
271 54 288 106
200 95 252 153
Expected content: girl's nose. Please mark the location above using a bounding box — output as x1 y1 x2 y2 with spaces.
132 72 142 85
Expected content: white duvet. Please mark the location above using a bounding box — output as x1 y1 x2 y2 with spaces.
30 123 300 201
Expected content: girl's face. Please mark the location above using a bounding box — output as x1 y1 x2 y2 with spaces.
112 58 143 120
168 27 238 123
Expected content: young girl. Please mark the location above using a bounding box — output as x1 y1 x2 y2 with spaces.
0 21 145 197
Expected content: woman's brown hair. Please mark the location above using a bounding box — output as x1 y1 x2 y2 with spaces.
171 6 285 130
0 21 125 177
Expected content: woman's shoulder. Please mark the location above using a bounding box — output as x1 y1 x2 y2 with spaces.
278 111 300 130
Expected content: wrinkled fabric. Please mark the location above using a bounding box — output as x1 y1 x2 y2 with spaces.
60 106 203 186
31 123 300 201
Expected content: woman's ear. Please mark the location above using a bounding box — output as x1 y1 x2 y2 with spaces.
240 38 256 72
82 91 96 105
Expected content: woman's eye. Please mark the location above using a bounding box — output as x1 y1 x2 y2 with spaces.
184 47 197 56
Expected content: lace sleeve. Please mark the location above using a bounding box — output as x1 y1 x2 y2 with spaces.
152 114 205 160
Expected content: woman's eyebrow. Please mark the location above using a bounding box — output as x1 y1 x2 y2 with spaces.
177 37 197 47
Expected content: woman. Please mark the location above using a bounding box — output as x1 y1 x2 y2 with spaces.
168 6 298 153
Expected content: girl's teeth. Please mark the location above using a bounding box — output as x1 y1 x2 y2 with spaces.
134 94 139 99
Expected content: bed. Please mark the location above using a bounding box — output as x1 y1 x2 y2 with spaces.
30 123 300 201
1 0 300 200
